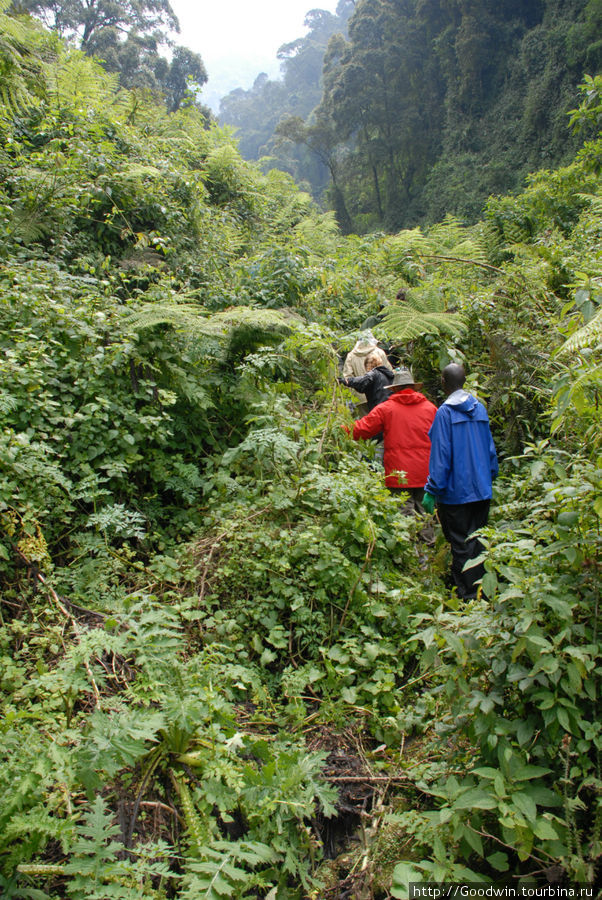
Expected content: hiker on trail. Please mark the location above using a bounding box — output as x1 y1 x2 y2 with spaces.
342 332 377 381
338 348 393 412
349 367 437 514
422 363 499 600
342 332 393 410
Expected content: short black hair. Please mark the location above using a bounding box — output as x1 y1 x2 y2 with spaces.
442 363 466 391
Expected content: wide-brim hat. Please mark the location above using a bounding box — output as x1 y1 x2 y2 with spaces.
385 367 422 390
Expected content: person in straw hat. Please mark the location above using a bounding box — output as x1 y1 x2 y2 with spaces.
348 367 437 513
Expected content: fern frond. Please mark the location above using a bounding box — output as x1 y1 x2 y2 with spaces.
46 49 130 119
387 227 432 255
448 238 488 263
127 302 209 333
402 287 445 313
0 3 49 114
575 192 602 215
113 164 162 181
128 303 296 343
382 306 464 341
182 839 276 899
427 214 467 250
559 307 602 354
381 287 464 341
502 220 530 244
476 220 506 264
385 227 431 258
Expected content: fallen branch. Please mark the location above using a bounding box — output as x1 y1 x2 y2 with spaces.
325 775 409 783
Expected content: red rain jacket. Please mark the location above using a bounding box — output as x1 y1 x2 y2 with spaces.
352 389 437 488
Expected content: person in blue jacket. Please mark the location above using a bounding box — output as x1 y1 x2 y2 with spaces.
422 363 498 599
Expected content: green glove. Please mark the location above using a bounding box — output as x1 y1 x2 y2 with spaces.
422 491 436 515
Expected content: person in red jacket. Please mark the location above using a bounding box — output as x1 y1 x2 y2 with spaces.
351 367 437 513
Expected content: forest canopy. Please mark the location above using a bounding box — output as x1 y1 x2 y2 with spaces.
0 1 601 898
221 0 602 232
8 0 209 111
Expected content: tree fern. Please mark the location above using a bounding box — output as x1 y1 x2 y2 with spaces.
478 219 506 264
576 192 602 215
446 237 489 264
0 0 49 115
127 303 298 370
128 304 295 340
559 307 602 353
502 219 531 244
383 227 432 280
380 286 465 342
45 49 127 118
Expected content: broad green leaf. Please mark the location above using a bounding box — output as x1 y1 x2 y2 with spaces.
516 719 534 745
453 788 497 810
391 861 426 899
556 707 572 732
511 791 537 824
533 817 560 840
512 765 552 781
460 824 484 856
487 851 509 872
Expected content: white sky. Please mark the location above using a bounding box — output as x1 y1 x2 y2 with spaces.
168 0 340 109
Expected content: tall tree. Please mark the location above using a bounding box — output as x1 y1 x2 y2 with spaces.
276 111 354 232
9 0 209 114
9 0 179 50
219 0 354 199
287 0 601 230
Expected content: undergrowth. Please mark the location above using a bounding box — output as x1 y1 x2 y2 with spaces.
1 14 601 898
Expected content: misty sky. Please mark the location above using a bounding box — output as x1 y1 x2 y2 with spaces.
168 0 339 110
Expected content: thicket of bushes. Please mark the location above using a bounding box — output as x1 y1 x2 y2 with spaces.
1 7 601 897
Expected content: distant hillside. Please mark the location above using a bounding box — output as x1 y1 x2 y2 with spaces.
200 56 282 113
220 0 602 233
218 0 354 199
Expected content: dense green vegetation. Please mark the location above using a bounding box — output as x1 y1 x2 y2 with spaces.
222 0 602 233
8 0 210 114
1 3 602 898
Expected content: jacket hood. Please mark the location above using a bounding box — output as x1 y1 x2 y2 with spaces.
352 341 377 355
444 390 479 416
389 388 427 405
376 366 394 381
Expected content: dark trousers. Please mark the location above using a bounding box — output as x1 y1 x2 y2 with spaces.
438 500 490 599
388 487 435 544
388 486 426 515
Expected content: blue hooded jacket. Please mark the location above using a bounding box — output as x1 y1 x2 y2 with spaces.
424 390 498 505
